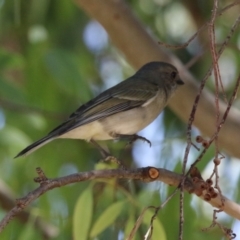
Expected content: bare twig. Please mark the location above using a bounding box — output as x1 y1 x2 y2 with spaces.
179 13 240 240
126 206 155 240
202 209 236 239
208 0 224 202
181 13 240 176
185 72 240 179
144 188 179 239
158 1 240 50
158 23 207 49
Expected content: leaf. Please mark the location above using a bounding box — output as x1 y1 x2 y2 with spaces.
125 208 148 240
90 200 125 238
143 210 166 240
44 49 91 100
18 215 41 240
0 77 24 100
163 107 186 138
73 186 93 240
125 214 137 240
0 48 25 71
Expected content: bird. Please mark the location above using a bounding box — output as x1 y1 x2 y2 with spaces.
15 61 184 158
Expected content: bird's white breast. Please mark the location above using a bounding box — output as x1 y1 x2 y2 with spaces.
59 90 167 141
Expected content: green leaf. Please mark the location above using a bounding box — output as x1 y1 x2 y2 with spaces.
18 215 41 240
90 200 125 238
0 48 25 71
124 213 138 240
143 210 166 240
73 186 93 240
44 49 91 100
0 77 24 100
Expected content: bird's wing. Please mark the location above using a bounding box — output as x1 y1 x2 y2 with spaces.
48 79 159 136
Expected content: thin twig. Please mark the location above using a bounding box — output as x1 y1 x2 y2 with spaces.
202 209 236 239
208 0 223 198
186 73 240 176
146 188 179 239
158 1 240 50
179 12 240 240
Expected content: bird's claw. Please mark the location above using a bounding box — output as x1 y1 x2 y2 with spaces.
129 134 152 147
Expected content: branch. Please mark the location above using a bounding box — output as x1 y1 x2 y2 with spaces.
0 167 239 233
74 0 240 158
0 179 59 239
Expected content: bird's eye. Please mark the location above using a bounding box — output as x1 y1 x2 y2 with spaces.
171 71 177 79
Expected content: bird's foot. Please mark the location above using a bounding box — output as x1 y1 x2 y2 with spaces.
90 139 111 159
90 140 126 168
102 156 126 169
130 134 152 147
113 133 152 147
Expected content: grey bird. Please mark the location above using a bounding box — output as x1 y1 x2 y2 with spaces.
15 61 184 158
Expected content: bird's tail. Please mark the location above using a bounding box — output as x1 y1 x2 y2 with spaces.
14 135 55 158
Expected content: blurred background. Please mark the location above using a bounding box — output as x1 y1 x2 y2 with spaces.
0 0 240 239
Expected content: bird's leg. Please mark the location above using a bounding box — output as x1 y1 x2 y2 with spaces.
90 139 111 158
113 133 152 147
90 140 125 168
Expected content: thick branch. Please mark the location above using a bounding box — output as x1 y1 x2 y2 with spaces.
74 0 240 158
0 167 239 232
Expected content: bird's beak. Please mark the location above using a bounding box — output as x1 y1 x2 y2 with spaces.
176 79 184 85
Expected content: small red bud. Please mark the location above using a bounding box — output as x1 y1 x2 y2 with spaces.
206 179 213 186
202 141 209 148
204 193 211 201
196 136 203 143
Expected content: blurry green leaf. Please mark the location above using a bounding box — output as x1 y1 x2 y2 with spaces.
73 186 93 240
0 46 31 101
18 215 41 240
26 114 47 130
124 213 137 240
45 49 91 100
0 77 24 100
0 49 25 70
93 182 116 217
163 108 186 138
0 126 32 156
137 190 161 207
143 210 166 240
94 161 118 170
90 200 125 238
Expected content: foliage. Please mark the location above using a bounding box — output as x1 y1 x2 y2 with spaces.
0 0 240 239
